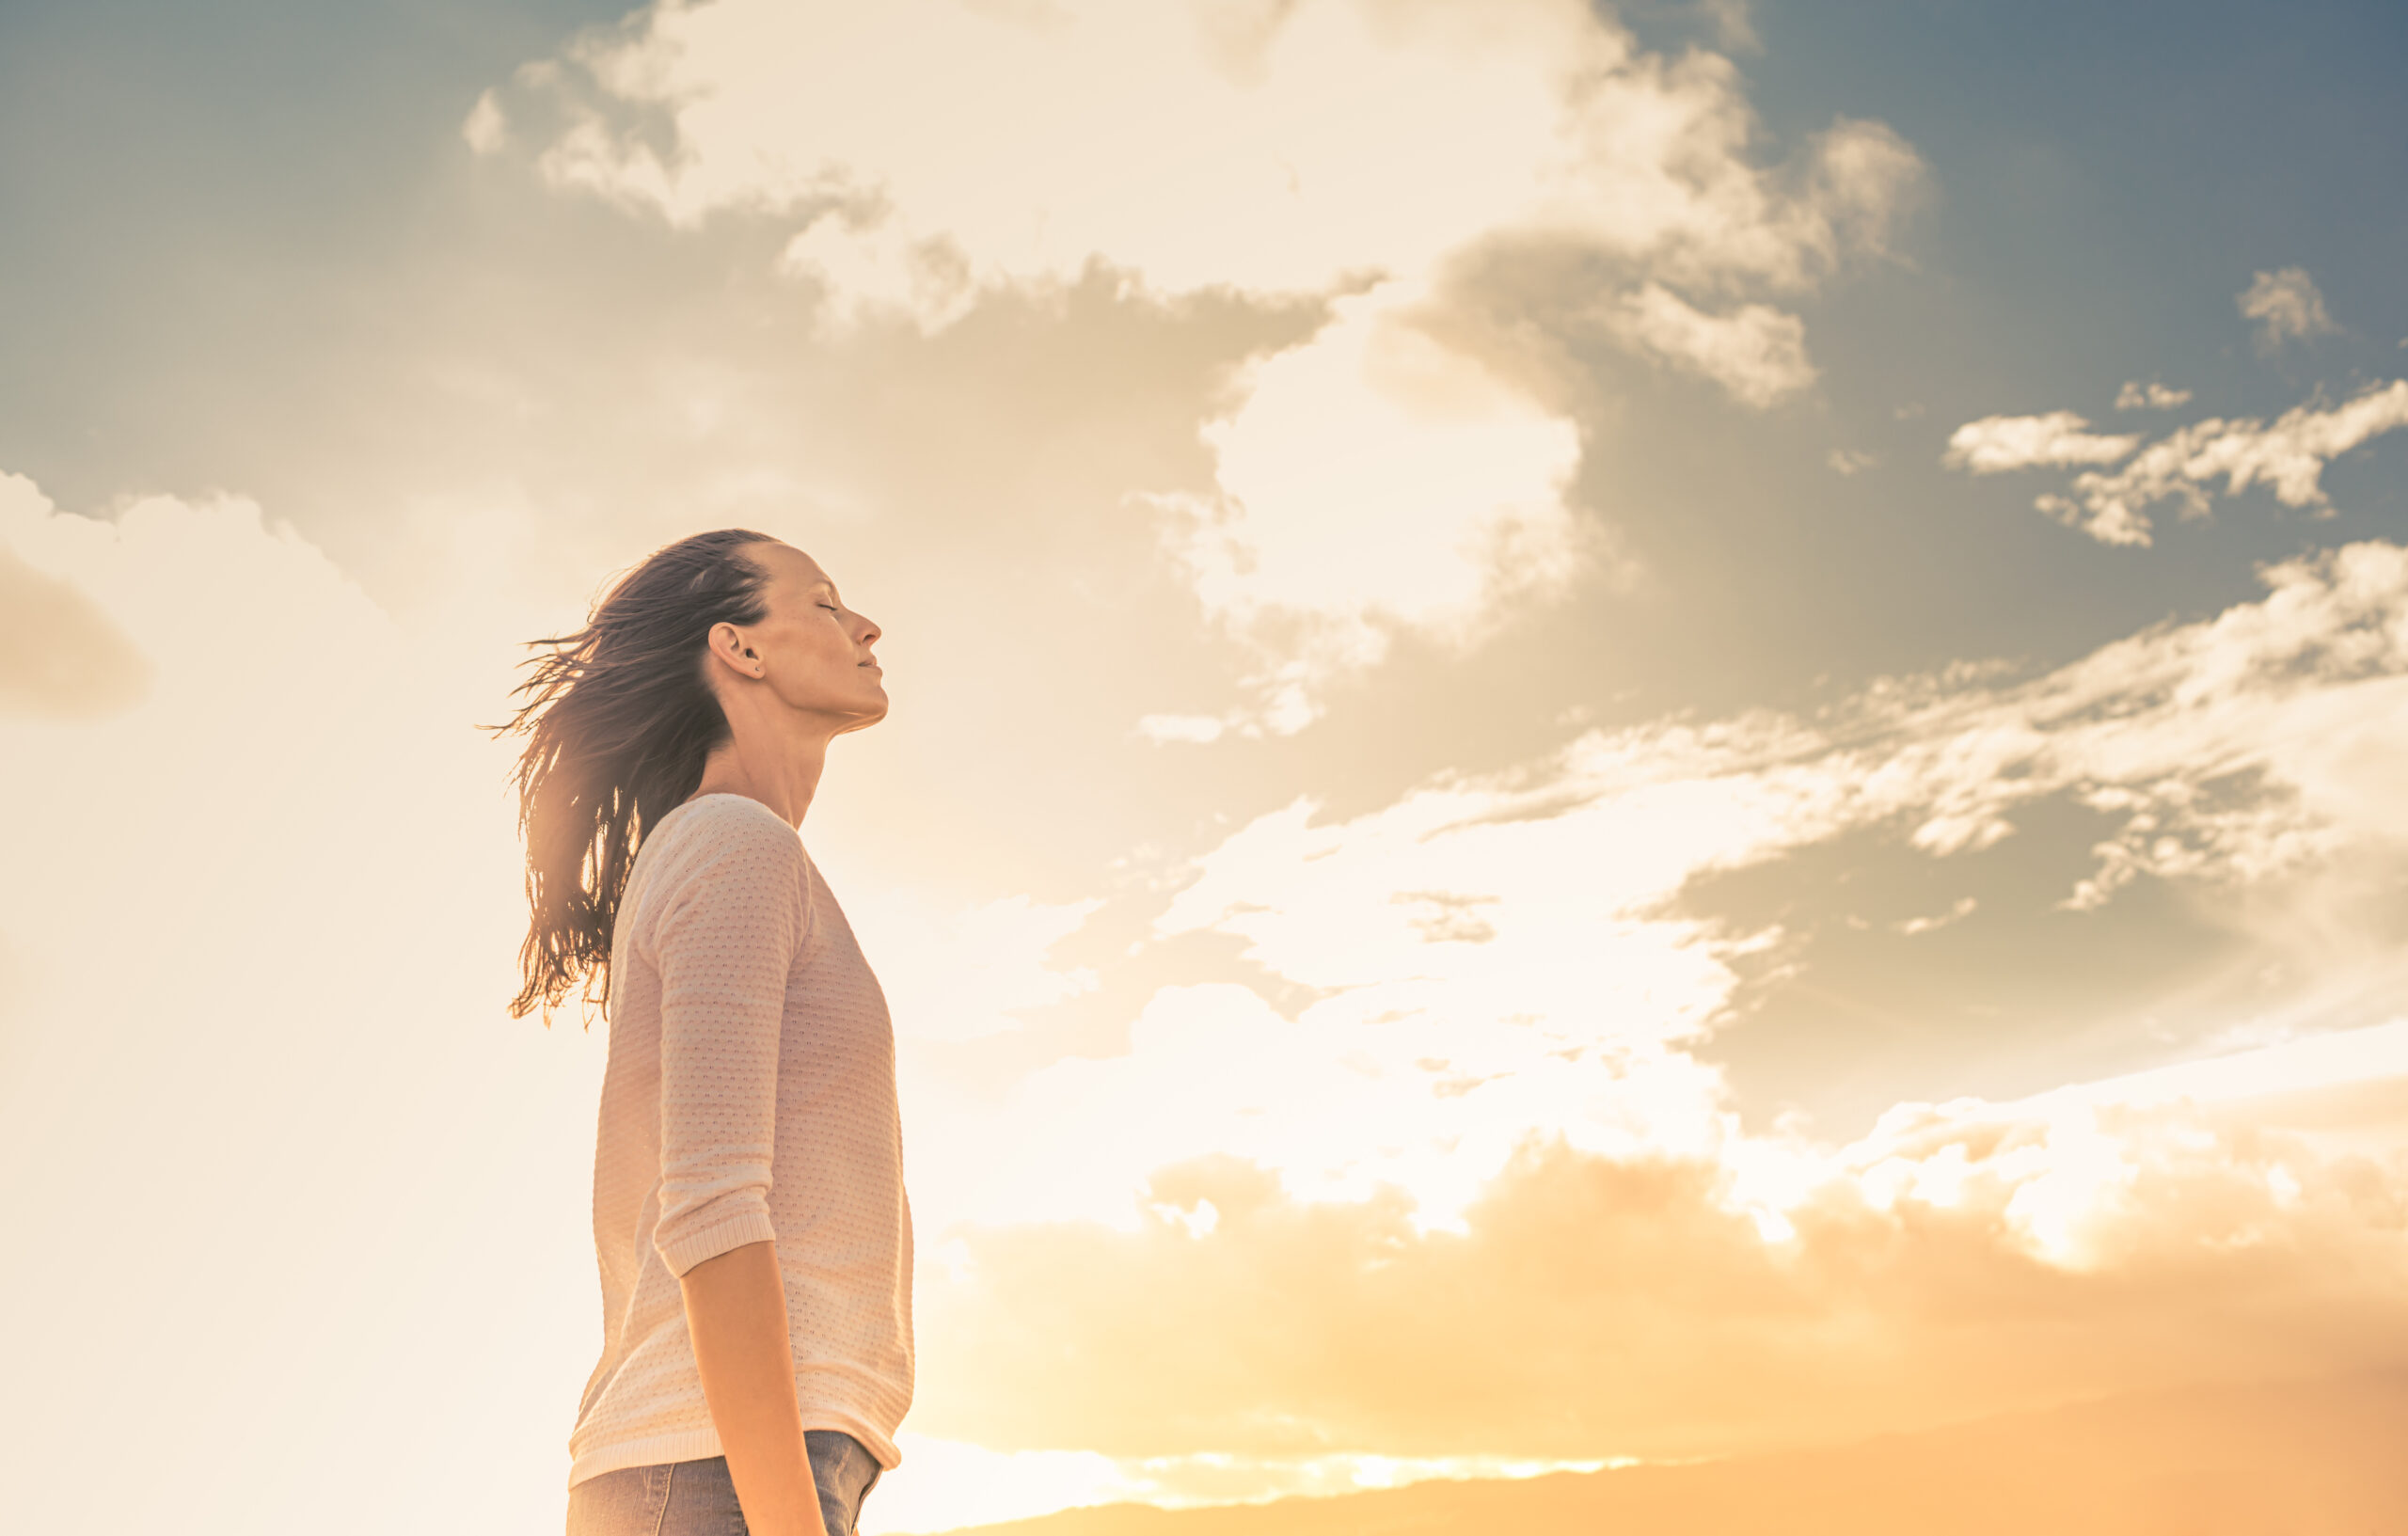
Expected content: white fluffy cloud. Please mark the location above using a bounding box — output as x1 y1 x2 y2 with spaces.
1597 283 1816 406
1948 381 2408 546
497 0 1918 320
2239 266 2337 353
1149 280 1583 734
2115 379 2194 411
1942 410 2140 474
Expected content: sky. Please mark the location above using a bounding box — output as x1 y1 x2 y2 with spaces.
2 1 2406 1531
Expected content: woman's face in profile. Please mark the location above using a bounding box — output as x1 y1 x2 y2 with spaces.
738 540 888 732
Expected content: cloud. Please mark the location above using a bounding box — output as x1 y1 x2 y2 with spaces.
1119 534 2408 1197
1826 448 1877 475
920 1047 2408 1458
1133 712 1230 746
2042 381 2408 546
1597 284 1816 406
1948 381 2408 546
784 216 981 336
2239 266 2337 353
1892 895 1975 935
531 0 1610 297
461 88 509 155
1135 536 2408 1051
1147 280 1583 733
504 0 1920 320
1698 0 1762 54
2115 380 2193 411
1941 411 2140 474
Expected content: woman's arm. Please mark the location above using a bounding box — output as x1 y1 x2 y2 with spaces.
682 1239 828 1536
645 807 820 1530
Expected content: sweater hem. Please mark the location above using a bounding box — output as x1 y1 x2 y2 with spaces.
567 1408 903 1490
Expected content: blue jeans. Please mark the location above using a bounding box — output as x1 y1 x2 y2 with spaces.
566 1430 883 1536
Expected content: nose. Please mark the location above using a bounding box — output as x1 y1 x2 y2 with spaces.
856 611 881 649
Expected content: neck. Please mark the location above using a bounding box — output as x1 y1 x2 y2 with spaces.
689 721 835 830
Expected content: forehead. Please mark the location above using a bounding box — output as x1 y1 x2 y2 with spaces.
749 540 832 593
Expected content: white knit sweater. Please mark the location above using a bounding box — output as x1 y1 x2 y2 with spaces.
567 793 913 1488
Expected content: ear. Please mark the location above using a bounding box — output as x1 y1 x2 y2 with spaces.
704 620 765 680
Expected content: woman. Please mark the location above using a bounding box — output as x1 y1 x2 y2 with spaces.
499 529 912 1536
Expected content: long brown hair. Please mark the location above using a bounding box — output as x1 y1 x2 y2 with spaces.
494 529 778 1023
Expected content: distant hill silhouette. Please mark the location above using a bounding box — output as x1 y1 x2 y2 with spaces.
918 1372 2408 1536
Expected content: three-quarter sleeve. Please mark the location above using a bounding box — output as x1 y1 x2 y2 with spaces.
647 811 808 1277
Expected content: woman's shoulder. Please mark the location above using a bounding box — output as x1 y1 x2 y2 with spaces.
624 794 808 936
647 793 803 863
616 798 809 966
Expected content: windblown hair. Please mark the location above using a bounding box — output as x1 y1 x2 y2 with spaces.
495 529 778 1023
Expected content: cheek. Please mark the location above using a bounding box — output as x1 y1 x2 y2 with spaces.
800 623 858 673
